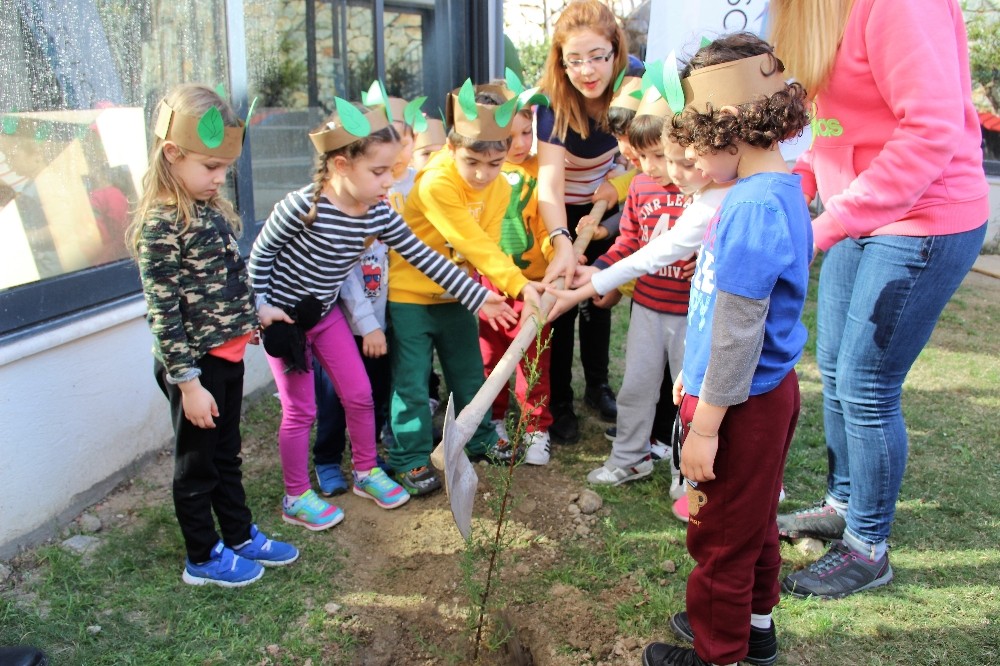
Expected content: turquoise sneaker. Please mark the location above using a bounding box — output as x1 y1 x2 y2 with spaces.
353 467 410 509
182 541 264 588
282 489 345 531
233 524 299 567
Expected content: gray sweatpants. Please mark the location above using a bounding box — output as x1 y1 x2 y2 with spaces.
607 303 687 469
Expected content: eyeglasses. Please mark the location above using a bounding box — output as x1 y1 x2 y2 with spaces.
562 50 614 71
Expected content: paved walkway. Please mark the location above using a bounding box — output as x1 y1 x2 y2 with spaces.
972 254 1000 279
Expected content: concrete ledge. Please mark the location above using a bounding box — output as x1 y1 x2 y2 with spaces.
972 255 1000 279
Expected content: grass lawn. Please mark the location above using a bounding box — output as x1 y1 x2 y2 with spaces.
1 265 997 665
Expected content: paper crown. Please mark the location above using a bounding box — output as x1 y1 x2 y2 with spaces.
154 101 245 159
413 118 446 150
446 73 549 143
681 53 786 113
446 81 516 142
308 98 391 154
610 76 643 111
634 85 673 119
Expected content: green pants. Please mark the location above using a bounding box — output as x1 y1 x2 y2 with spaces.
388 301 498 472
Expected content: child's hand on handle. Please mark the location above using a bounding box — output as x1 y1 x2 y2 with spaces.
575 214 608 241
544 238 578 287
591 288 622 309
257 303 294 328
480 292 518 331
548 282 597 320
571 265 599 288
362 329 387 357
592 181 618 208
179 378 218 429
520 282 544 324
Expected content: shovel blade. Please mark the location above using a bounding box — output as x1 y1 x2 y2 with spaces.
441 393 478 539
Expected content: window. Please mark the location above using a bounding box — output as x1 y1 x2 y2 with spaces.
0 0 231 336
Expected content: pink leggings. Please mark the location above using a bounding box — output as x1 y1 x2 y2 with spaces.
265 306 375 495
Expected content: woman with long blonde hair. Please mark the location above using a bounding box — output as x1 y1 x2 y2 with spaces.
769 0 989 601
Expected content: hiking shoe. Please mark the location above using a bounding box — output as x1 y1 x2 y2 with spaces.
641 643 710 666
672 495 689 523
397 466 442 496
586 457 654 486
604 426 617 442
781 540 893 599
777 501 846 541
481 437 522 464
584 383 618 421
669 611 777 666
549 402 580 444
353 467 410 509
282 489 344 531
183 541 264 588
315 463 348 497
523 430 551 466
233 524 299 567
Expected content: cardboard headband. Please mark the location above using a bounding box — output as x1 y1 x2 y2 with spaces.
414 118 446 150
610 76 643 112
308 101 391 154
154 101 245 159
682 53 787 114
446 82 517 142
635 83 674 118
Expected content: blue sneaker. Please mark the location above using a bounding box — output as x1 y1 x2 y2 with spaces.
282 489 345 531
315 463 348 497
353 467 410 509
233 525 299 567
183 541 264 588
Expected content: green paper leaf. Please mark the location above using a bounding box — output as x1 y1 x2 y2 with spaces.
335 97 371 137
642 59 664 95
629 90 643 101
516 87 549 110
244 96 259 144
363 80 391 120
457 79 478 121
404 96 428 132
215 83 227 99
505 67 525 95
197 106 225 148
495 97 518 128
613 67 627 93
663 51 686 113
700 36 712 48
1 115 18 135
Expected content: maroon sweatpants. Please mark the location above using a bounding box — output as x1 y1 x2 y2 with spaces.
680 370 800 665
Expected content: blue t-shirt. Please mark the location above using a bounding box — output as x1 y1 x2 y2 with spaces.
683 172 813 398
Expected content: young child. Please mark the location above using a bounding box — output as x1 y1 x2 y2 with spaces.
310 95 426 496
411 118 446 171
129 84 298 587
388 82 542 495
478 98 555 466
639 34 812 666
250 99 516 528
575 82 692 487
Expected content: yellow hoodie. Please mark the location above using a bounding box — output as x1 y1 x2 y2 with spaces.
390 150 529 305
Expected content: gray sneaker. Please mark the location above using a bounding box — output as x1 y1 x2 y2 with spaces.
587 457 654 486
781 540 893 599
777 501 846 541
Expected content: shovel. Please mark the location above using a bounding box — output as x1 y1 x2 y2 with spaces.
437 200 609 538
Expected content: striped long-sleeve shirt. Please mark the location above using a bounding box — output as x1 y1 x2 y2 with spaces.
249 185 489 315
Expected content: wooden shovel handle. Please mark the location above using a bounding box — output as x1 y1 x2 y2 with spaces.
572 198 609 256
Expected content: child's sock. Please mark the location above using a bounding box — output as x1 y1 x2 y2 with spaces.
355 469 371 480
750 613 772 630
283 493 301 509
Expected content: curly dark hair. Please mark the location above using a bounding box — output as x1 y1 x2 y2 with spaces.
668 32 809 155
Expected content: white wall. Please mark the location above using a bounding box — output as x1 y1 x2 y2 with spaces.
0 299 274 559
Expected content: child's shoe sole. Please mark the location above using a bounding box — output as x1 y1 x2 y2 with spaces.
282 510 344 531
352 485 411 509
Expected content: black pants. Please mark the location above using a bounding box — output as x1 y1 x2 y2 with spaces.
549 202 616 407
313 335 391 465
155 355 253 563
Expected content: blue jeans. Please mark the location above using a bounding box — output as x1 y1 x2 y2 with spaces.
816 224 986 552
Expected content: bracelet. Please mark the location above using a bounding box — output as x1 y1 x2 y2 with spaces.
548 227 572 243
688 423 718 438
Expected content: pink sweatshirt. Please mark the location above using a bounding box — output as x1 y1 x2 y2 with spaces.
794 0 989 251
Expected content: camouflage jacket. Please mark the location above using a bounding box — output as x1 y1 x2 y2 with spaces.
137 203 258 383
